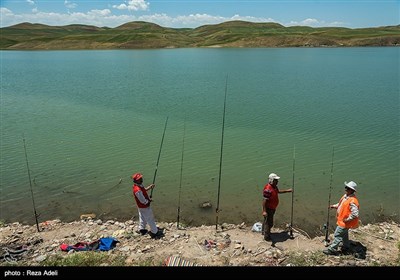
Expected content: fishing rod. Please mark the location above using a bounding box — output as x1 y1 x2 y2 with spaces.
215 75 228 230
177 118 186 229
150 116 169 198
105 178 123 193
22 135 40 232
324 146 335 245
289 145 295 239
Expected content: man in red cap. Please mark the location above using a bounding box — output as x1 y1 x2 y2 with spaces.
132 173 163 238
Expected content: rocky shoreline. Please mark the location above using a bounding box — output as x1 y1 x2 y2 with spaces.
0 218 399 267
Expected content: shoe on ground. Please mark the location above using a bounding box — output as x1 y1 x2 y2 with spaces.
149 230 164 239
136 229 148 235
323 249 338 256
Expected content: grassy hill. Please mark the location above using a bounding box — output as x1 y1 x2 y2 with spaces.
1 20 399 49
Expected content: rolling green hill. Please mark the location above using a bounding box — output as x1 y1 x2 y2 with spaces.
1 20 399 49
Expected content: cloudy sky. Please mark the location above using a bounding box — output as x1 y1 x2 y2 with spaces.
1 0 399 28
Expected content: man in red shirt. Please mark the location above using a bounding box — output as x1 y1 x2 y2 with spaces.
262 173 292 241
132 173 163 238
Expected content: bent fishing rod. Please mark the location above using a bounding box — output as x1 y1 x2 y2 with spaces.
150 116 169 198
289 145 295 239
324 146 335 245
177 117 186 229
22 135 40 232
215 75 228 230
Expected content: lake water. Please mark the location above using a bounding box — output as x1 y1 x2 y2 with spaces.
1 48 398 236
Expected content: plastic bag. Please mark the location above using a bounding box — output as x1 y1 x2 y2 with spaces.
252 222 262 232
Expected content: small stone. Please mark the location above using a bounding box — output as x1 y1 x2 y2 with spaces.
35 255 47 262
199 201 212 209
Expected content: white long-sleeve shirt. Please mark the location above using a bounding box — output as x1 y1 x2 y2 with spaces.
135 184 149 205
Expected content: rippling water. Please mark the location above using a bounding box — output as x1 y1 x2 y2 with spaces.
1 48 398 236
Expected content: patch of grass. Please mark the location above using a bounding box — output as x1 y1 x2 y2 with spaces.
120 231 139 240
2 21 399 49
42 251 126 266
42 252 163 267
131 256 164 266
177 222 189 229
285 251 327 266
397 241 400 266
136 258 156 266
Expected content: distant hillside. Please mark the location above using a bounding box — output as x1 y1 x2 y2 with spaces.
1 20 399 49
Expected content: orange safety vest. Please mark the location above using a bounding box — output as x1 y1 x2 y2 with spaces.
133 184 150 208
336 194 359 228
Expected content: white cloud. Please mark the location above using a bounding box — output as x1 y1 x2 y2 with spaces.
0 8 122 28
0 7 13 17
143 13 226 28
26 0 35 5
87 9 112 17
137 13 278 28
0 7 344 29
64 1 77 9
285 18 346 27
328 21 346 27
231 14 276 24
302 18 320 25
113 0 149 11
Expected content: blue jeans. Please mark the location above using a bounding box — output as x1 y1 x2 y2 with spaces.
328 226 349 252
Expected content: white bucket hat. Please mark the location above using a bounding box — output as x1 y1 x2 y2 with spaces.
268 173 280 180
344 181 357 191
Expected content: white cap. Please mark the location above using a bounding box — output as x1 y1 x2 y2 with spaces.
344 181 357 192
268 173 280 180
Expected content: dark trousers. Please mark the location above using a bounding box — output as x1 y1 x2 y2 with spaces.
262 208 276 237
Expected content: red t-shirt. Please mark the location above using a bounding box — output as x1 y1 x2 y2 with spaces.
263 183 279 210
133 184 150 208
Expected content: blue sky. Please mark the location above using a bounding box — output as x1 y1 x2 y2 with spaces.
1 0 399 28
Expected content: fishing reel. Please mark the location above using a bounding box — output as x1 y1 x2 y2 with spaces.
322 223 331 246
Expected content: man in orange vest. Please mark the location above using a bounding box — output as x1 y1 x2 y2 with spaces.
262 173 292 241
323 181 359 255
132 173 163 238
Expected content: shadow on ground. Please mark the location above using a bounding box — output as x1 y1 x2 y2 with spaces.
346 241 367 259
270 230 291 246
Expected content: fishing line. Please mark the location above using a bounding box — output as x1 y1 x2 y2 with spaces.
289 145 295 239
177 117 186 229
324 146 335 245
22 134 40 232
104 178 123 193
150 116 169 198
215 75 228 230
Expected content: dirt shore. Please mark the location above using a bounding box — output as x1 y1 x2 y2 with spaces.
0 218 399 268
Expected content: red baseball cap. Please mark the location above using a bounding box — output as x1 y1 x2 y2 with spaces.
132 173 143 181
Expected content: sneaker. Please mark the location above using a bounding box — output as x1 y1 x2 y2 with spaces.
136 229 148 235
149 230 164 239
323 249 338 256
